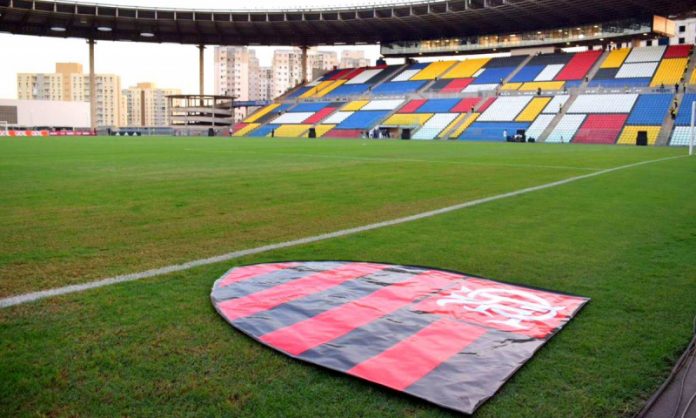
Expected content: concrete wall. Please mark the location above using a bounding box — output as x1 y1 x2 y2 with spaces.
0 99 90 127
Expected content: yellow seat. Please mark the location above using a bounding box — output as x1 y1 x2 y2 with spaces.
244 104 280 123
383 113 434 126
519 81 565 91
273 125 311 138
601 48 630 69
300 80 334 99
439 113 468 138
616 126 661 145
450 113 479 138
233 123 260 137
501 83 522 91
314 125 335 138
516 97 551 122
342 101 369 111
650 58 688 87
314 80 347 98
411 61 457 81
443 58 491 79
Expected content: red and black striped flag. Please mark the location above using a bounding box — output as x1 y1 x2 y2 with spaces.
211 261 588 414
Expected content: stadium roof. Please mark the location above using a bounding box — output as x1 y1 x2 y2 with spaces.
0 0 692 46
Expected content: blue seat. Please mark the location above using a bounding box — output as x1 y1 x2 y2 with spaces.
324 84 371 98
337 111 391 129
286 87 310 99
372 81 426 96
472 67 515 84
675 94 696 126
248 124 278 137
416 99 461 113
627 94 673 125
510 66 545 83
292 102 330 112
458 122 530 141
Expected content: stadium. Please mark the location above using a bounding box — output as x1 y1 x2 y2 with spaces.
0 0 695 417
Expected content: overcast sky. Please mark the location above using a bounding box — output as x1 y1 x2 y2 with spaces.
0 0 410 98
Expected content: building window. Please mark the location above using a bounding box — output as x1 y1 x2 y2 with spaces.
679 37 685 45
679 25 686 33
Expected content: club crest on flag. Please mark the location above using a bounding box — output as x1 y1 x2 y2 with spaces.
211 261 589 414
435 285 567 330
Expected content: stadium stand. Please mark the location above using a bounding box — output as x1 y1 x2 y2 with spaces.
547 94 638 143
504 50 602 91
546 114 586 143
426 56 526 93
617 94 672 145
238 44 695 145
590 45 692 88
671 94 696 146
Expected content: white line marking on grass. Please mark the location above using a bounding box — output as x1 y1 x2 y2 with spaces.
0 155 686 309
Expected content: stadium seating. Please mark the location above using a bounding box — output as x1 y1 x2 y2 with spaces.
274 124 312 137
590 45 692 88
615 94 672 145
573 114 628 144
547 94 637 143
336 110 392 130
477 96 534 122
449 113 479 138
525 114 555 140
425 56 526 93
237 44 695 144
383 113 434 126
414 99 461 113
372 81 427 96
412 113 459 140
505 50 602 91
546 115 585 143
568 94 638 113
411 61 457 80
459 122 530 141
671 94 696 146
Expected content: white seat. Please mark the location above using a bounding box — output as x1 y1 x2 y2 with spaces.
478 96 533 122
569 94 638 114
547 114 586 143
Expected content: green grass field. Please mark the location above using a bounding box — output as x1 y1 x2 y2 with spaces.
1 136 695 417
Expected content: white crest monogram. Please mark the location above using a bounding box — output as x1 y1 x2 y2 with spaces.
436 286 566 329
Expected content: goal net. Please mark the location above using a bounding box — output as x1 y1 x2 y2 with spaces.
0 121 8 136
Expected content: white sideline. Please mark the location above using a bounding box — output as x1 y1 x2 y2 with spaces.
0 155 687 309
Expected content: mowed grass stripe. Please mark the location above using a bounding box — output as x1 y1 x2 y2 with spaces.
0 154 685 308
0 153 693 418
0 138 684 297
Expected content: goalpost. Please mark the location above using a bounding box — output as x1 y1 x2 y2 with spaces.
0 121 8 136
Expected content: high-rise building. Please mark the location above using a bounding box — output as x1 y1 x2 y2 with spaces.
214 46 261 122
16 63 122 127
339 50 370 69
308 50 338 80
121 82 181 127
271 49 305 99
257 68 273 101
270 48 342 98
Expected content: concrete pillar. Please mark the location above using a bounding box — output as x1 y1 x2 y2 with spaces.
198 44 206 105
301 45 309 84
88 39 97 132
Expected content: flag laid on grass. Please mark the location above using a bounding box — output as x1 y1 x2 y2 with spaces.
211 261 589 414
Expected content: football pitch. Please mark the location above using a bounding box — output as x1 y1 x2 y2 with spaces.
1 136 695 417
